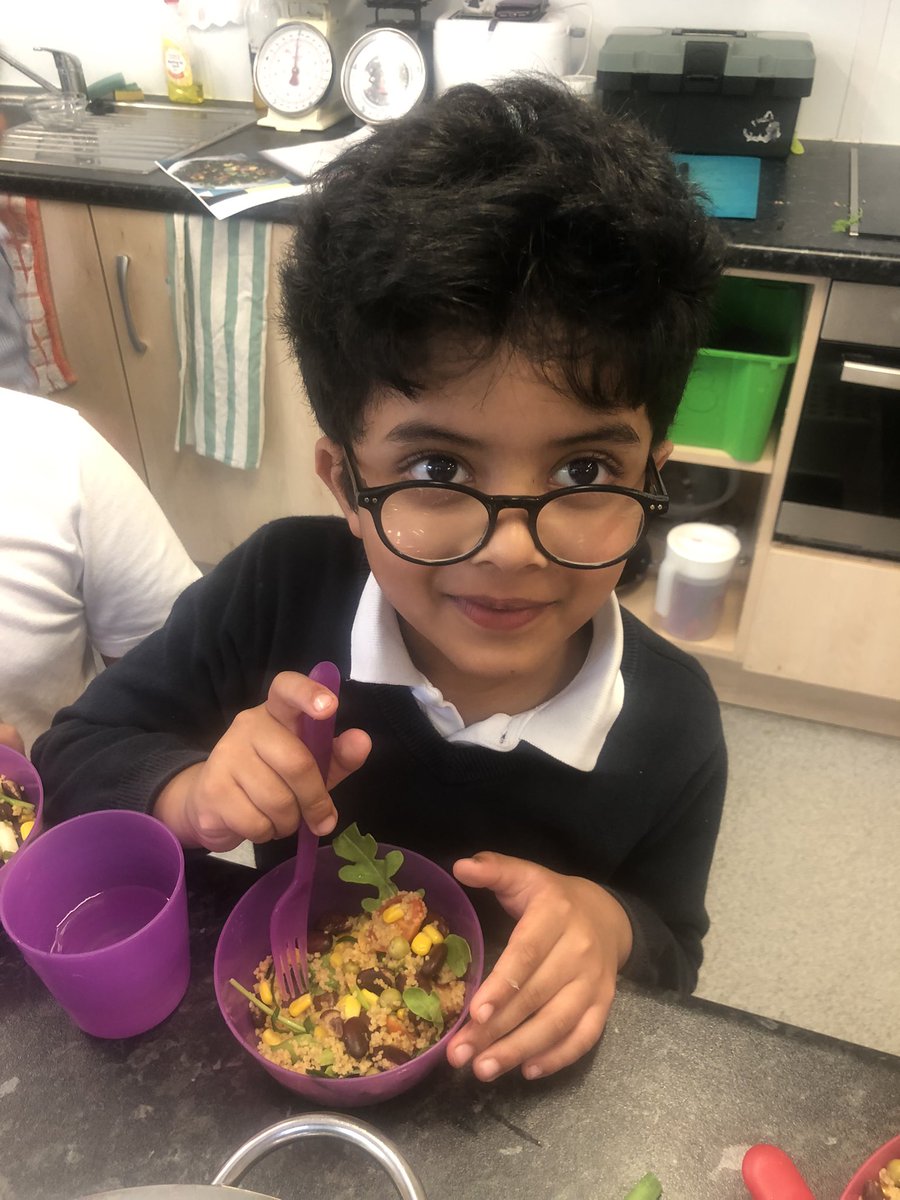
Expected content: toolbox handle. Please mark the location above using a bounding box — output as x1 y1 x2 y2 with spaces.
671 28 747 37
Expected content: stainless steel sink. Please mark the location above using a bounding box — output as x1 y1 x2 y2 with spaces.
0 98 257 174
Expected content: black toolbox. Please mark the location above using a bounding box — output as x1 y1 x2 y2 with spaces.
596 27 815 157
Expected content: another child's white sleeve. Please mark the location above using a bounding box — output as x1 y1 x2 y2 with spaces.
75 416 202 659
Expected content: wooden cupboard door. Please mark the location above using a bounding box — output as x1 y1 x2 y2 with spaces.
743 545 900 700
91 207 339 567
36 200 146 480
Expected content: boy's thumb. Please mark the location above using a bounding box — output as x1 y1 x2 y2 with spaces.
326 728 372 787
452 851 546 917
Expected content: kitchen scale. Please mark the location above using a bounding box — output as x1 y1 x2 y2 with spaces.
342 0 432 124
253 11 356 132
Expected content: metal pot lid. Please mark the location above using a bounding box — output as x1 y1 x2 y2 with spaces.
79 1189 276 1199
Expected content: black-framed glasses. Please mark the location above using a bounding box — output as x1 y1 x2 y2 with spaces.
343 447 669 569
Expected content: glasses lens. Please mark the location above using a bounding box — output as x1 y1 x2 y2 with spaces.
379 488 490 562
536 491 645 567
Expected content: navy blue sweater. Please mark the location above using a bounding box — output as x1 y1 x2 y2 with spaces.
32 517 727 992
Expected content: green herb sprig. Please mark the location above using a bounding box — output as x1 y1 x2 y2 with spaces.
333 823 403 912
402 986 444 1033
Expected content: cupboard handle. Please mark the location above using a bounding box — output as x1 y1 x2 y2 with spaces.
115 254 147 354
839 360 900 391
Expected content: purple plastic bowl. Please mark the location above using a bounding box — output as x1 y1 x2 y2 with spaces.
215 844 485 1106
0 745 44 897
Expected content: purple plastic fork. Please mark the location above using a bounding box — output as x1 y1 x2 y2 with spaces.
269 661 341 1002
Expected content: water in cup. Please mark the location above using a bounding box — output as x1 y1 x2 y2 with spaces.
50 884 169 954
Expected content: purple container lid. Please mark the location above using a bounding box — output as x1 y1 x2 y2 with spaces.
215 844 485 1106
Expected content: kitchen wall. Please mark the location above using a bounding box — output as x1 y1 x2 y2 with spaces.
1 0 899 143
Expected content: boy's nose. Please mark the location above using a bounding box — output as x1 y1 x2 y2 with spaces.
470 507 546 568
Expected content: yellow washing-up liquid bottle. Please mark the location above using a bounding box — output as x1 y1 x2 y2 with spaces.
162 0 204 104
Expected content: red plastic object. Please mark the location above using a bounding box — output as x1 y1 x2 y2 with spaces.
742 1144 817 1200
215 843 485 1106
839 1133 900 1200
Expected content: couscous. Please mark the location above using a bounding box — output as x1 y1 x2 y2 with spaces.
229 824 473 1078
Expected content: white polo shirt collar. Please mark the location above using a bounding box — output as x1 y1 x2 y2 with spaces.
349 573 624 772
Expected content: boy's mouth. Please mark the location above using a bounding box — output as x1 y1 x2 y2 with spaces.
449 594 553 631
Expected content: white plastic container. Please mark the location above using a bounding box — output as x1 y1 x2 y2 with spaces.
432 10 574 95
653 522 741 642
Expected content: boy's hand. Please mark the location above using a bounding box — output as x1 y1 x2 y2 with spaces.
446 852 633 1082
0 720 25 755
152 671 371 851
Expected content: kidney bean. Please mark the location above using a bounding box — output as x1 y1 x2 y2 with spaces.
314 912 352 934
312 991 337 1012
356 967 394 995
378 1045 412 1067
307 930 331 955
425 912 450 938
319 1008 343 1036
342 1014 370 1060
250 1004 267 1030
394 973 407 994
0 800 13 822
419 942 447 980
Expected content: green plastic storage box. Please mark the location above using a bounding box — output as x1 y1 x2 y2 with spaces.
669 276 803 461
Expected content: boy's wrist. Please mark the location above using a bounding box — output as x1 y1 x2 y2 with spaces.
152 762 204 847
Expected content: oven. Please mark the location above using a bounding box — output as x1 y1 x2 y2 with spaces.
775 280 900 562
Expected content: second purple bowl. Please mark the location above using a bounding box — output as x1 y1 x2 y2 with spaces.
215 844 484 1106
0 745 44 898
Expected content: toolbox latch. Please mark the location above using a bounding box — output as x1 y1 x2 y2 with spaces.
682 39 727 93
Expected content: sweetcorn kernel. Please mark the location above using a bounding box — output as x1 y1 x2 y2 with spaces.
258 978 274 1007
19 819 34 841
261 1028 284 1046
329 948 344 968
382 904 405 924
337 994 362 1020
422 923 444 944
411 932 432 956
359 988 379 1010
288 994 312 1017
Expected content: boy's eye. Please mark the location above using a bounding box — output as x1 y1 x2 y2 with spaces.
552 457 614 488
407 455 470 485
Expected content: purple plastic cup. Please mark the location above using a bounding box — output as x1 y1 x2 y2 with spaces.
215 844 484 1106
0 745 44 897
0 809 189 1038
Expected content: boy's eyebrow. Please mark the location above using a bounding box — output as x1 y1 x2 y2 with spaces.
385 420 642 447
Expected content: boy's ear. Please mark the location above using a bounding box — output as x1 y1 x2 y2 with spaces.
315 437 362 538
652 439 674 472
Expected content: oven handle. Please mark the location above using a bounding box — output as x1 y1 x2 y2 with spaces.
840 360 900 392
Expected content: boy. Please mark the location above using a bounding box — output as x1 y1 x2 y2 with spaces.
33 77 727 1086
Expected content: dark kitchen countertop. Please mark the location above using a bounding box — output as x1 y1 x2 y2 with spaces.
1 853 898 1200
1 109 900 285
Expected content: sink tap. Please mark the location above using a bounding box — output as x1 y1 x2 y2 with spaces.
0 46 87 95
34 48 88 95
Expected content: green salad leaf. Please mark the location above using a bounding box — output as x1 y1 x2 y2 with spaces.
333 823 402 907
443 934 472 978
402 986 444 1033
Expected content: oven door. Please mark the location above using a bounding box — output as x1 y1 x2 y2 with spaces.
775 283 900 562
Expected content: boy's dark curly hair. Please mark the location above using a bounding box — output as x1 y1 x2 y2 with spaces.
280 75 725 446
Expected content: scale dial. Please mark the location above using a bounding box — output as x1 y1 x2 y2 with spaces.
341 28 427 125
254 21 335 117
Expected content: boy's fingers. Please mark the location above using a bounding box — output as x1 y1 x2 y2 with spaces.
472 992 608 1082
265 670 338 732
520 1004 610 1081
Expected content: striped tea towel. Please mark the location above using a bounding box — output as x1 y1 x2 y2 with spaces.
166 213 270 470
0 194 76 394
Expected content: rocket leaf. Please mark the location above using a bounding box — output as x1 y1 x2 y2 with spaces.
333 823 402 906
